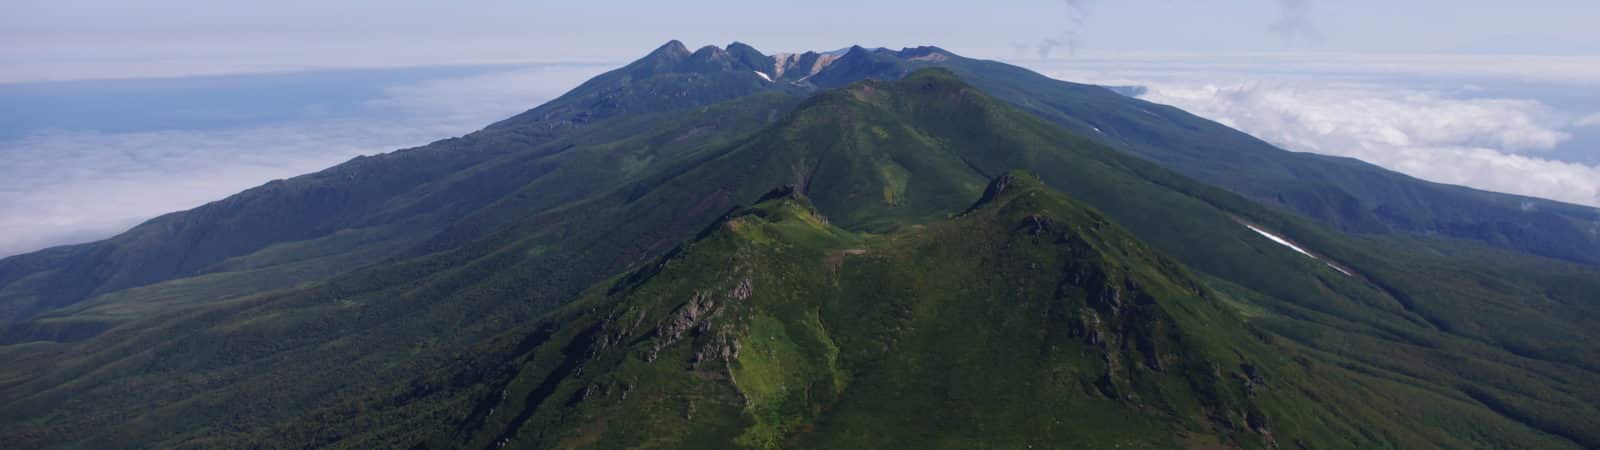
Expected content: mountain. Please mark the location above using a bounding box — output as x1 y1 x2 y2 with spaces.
444 176 1326 448
816 45 1600 265
5 43 1597 332
0 42 1597 448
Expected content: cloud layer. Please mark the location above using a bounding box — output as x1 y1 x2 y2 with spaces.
1579 113 1600 128
1134 81 1600 207
0 65 604 257
1029 55 1600 209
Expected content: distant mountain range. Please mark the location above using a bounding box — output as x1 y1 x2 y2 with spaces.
1 41 1596 449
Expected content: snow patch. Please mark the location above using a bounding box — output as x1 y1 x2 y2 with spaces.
1243 223 1352 276
1325 262 1354 277
1244 224 1315 258
753 71 773 83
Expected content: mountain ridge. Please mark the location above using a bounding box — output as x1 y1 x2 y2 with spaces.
9 40 1592 328
0 41 1596 449
446 172 1304 448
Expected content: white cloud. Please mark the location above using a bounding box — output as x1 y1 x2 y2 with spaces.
1030 56 1600 209
1128 80 1600 207
1151 82 1571 152
0 123 438 257
0 65 604 257
1578 112 1600 128
1018 52 1600 87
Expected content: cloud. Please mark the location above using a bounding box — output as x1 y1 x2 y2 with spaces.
1033 0 1094 60
1578 112 1600 128
0 126 383 257
1130 80 1600 207
1026 0 1332 59
1032 52 1600 87
1268 0 1324 46
0 65 603 257
1156 82 1571 153
1026 51 1600 207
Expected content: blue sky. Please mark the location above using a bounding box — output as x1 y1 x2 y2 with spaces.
5 0 1599 81
2 0 1599 256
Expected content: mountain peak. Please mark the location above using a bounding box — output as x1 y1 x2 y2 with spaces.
898 45 952 61
756 184 805 204
652 39 691 57
972 171 1045 210
724 41 773 74
691 44 727 58
743 184 821 222
686 44 734 71
621 42 964 87
803 45 912 88
623 39 695 77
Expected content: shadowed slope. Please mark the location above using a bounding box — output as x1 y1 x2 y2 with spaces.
0 49 1596 449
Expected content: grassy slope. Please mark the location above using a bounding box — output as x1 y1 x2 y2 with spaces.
0 41 797 327
920 53 1600 266
321 70 1599 447
462 176 1290 448
0 93 804 448
0 90 800 341
14 42 1594 334
0 69 1595 448
422 175 1571 449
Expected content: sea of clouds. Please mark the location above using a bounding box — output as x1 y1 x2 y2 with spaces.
0 64 606 257
1027 53 1600 209
4 52 1599 258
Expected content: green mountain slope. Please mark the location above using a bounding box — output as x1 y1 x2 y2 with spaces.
452 176 1319 448
0 43 1596 449
901 49 1600 265
0 93 800 339
752 43 1600 265
611 69 1600 446
4 41 1595 330
416 175 1576 449
0 41 803 328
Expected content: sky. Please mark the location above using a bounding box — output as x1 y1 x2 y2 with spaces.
3 0 1599 83
2 0 1599 256
1 1 1599 83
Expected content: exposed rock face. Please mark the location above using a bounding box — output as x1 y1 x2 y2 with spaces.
621 41 950 91
636 273 754 369
646 291 719 363
771 51 842 81
1240 363 1268 398
974 173 1018 208
729 277 753 301
757 185 802 203
1020 214 1052 235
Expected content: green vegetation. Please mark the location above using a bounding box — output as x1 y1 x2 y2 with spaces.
0 43 1596 449
905 49 1600 266
449 176 1292 448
